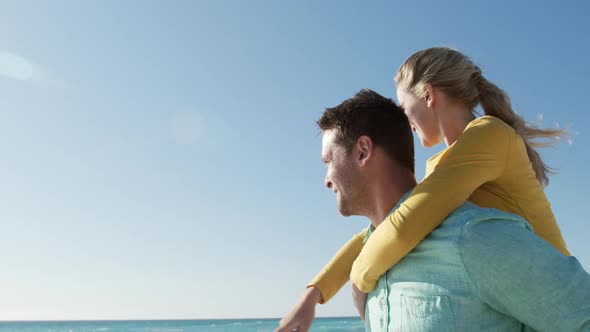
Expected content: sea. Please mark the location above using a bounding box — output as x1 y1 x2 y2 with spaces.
0 318 364 332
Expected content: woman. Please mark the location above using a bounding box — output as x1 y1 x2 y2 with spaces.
276 47 569 332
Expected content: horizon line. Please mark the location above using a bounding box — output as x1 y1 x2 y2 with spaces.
0 316 359 323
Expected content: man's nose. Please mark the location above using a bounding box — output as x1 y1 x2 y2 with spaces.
325 175 333 189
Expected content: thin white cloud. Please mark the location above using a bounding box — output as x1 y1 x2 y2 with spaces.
0 51 34 81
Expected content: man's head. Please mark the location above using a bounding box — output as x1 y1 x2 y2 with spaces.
317 89 414 217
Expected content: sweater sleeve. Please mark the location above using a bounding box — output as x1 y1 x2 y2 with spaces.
307 228 367 303
351 117 512 293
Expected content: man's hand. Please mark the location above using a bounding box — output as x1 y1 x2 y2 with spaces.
352 283 367 321
275 286 323 332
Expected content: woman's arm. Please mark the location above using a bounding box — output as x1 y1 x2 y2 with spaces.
308 228 367 303
351 117 512 292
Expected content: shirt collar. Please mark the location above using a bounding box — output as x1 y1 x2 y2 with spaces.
364 190 413 243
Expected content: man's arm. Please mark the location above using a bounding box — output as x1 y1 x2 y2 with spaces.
275 286 322 332
352 283 367 321
276 229 367 332
460 216 590 331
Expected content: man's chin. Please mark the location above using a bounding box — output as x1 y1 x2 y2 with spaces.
337 198 356 216
337 207 352 217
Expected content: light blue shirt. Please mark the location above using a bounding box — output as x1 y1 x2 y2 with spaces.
364 193 590 332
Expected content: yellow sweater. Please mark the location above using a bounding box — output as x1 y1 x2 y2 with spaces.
308 116 569 302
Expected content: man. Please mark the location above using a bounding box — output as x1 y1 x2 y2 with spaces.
276 89 590 331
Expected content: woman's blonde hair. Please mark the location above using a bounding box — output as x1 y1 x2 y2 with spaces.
395 47 565 186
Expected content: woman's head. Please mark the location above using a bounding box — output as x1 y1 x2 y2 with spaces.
396 47 480 111
395 47 480 147
395 47 566 186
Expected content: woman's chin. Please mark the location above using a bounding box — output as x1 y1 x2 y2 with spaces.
422 138 439 148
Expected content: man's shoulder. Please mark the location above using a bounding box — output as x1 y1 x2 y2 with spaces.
445 202 531 231
455 205 534 262
435 201 485 229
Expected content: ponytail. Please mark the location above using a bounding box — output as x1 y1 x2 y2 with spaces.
475 71 566 186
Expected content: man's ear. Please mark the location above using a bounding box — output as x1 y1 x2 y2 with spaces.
356 136 373 166
424 83 435 108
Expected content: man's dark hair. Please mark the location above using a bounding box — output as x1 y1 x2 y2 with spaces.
317 89 414 172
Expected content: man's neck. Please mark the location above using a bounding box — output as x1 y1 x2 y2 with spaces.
367 169 417 228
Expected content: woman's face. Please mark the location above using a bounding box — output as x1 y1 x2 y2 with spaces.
396 86 441 147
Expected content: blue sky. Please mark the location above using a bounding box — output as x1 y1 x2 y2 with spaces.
1 0 589 321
